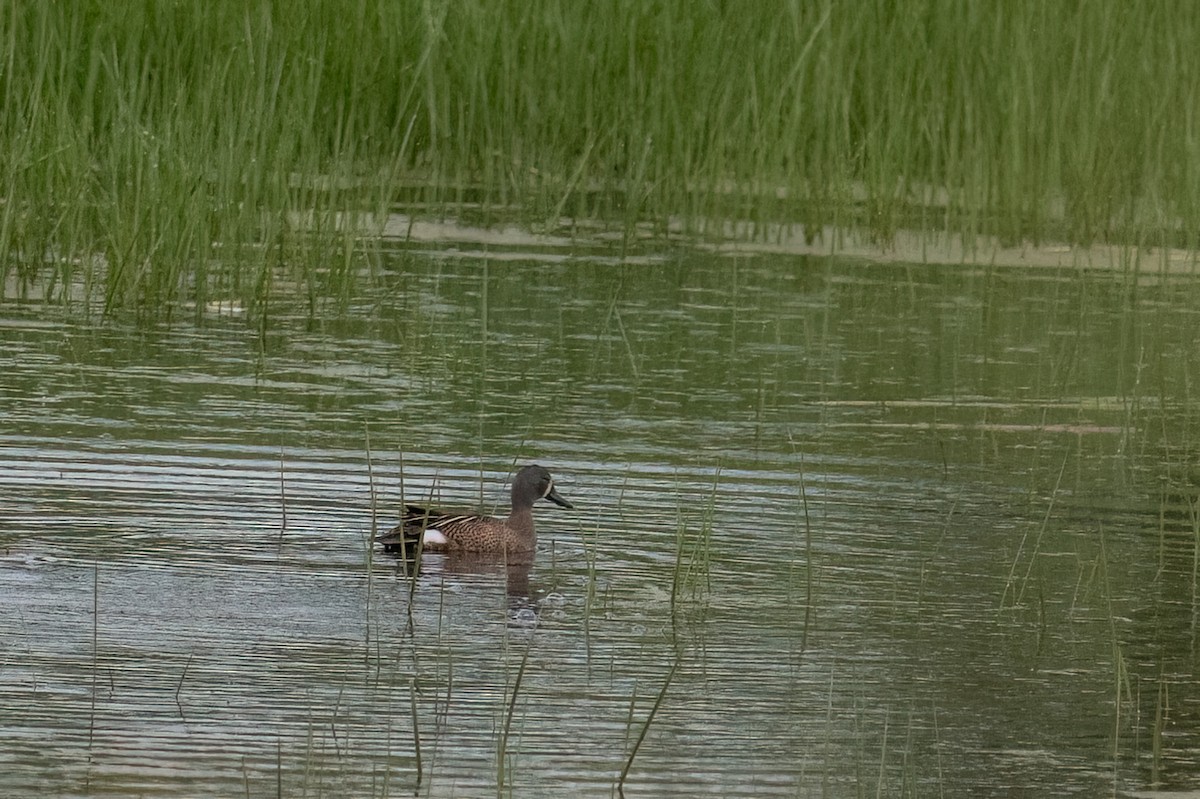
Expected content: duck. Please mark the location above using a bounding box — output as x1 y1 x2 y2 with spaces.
377 464 572 555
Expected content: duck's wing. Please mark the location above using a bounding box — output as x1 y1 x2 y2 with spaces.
401 504 479 531
376 505 485 553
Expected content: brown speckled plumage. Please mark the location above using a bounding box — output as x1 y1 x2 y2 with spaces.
377 465 572 555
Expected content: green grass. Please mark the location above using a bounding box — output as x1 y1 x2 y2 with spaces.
4 1 1200 317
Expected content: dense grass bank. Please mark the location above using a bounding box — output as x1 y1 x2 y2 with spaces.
3 1 1200 315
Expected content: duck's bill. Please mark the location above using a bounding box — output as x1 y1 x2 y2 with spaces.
545 485 573 509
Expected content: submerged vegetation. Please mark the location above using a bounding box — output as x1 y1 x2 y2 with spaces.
3 1 1200 315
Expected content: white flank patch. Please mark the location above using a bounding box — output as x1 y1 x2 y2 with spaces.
423 528 448 546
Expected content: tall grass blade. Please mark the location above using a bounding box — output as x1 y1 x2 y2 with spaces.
618 649 682 792
496 642 531 796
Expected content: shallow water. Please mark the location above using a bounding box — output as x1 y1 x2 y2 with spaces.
3 250 1200 796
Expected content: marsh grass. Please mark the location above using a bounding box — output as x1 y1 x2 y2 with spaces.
580 515 602 668
618 649 682 793
5 3 1200 317
365 425 377 654
88 562 99 753
670 469 718 626
1097 523 1135 774
409 677 423 788
1151 676 1166 785
496 642 530 797
1002 452 1069 609
787 442 816 656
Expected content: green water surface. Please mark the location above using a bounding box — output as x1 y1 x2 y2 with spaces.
2 249 1199 796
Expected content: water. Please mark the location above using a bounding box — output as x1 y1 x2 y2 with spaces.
3 249 1200 796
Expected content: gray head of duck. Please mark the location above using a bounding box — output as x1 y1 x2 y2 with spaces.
514 464 573 509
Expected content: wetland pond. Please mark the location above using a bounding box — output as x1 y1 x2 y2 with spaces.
4 242 1200 797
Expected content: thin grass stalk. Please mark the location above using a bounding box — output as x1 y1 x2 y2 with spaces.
1192 499 1200 627
1151 674 1166 785
404 473 438 638
1002 450 1068 609
1098 521 1132 773
88 561 99 751
669 513 685 630
277 446 288 544
696 466 718 597
478 261 489 505
932 700 944 793
364 422 376 657
174 652 192 713
582 518 599 669
496 642 531 795
301 715 316 788
409 677 423 787
875 708 890 798
327 683 347 760
618 649 682 792
798 451 814 655
822 666 835 794
622 679 638 748
443 654 454 731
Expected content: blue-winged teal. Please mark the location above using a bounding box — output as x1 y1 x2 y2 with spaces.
377 465 573 555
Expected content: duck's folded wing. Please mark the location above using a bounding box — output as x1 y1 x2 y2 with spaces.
402 505 477 530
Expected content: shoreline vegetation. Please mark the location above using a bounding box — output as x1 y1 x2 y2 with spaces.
4 2 1200 316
